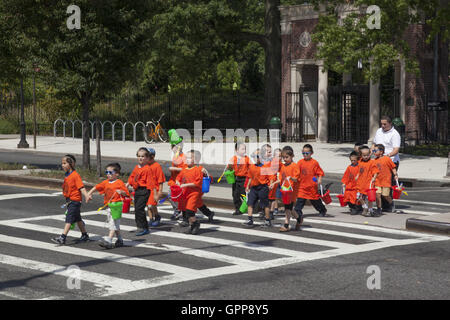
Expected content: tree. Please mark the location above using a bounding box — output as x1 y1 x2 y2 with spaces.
2 0 156 168
308 0 450 82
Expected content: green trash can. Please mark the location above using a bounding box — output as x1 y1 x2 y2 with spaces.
268 116 282 143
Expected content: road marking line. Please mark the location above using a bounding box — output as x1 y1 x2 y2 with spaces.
50 217 258 266
0 253 161 297
121 210 354 250
184 213 398 242
0 233 197 275
0 192 60 201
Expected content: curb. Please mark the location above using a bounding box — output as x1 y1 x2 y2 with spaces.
0 173 95 190
406 218 450 235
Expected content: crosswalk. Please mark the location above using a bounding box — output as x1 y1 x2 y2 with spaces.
0 193 449 299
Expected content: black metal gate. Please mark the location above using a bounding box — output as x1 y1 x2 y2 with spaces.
328 85 370 143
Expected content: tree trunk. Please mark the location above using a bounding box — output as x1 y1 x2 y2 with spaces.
263 0 281 123
81 93 90 169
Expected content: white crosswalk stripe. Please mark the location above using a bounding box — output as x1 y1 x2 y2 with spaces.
0 202 448 298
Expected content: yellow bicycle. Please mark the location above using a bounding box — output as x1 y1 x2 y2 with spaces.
143 113 168 143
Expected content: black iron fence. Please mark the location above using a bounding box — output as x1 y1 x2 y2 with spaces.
328 85 370 143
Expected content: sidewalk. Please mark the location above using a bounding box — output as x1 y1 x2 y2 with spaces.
0 168 449 235
0 135 449 185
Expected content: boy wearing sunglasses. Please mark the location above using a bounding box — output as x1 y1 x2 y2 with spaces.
294 144 327 219
356 146 379 217
87 163 130 249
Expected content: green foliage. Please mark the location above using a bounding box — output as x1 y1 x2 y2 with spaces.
217 57 241 90
0 119 18 134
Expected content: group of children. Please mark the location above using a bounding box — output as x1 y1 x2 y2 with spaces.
51 139 399 247
341 143 398 217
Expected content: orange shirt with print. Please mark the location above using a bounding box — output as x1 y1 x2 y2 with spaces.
128 165 151 190
341 165 360 204
176 166 203 212
297 158 324 200
228 155 250 177
267 158 281 199
95 179 130 205
168 152 187 187
147 161 166 191
356 159 379 195
279 162 300 203
247 164 270 187
62 170 84 202
374 156 396 188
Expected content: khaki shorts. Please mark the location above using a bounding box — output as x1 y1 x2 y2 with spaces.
376 186 390 196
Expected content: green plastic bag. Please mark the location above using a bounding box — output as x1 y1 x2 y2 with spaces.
224 170 236 184
108 201 123 220
239 196 248 213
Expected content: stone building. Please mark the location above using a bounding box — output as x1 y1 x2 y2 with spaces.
280 3 448 145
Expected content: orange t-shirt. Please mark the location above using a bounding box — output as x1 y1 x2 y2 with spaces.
342 164 359 190
128 165 151 190
356 159 379 194
169 152 187 186
228 155 250 177
95 179 130 205
341 164 360 204
62 170 84 202
176 166 203 212
148 161 166 191
279 162 300 202
176 166 203 194
297 158 324 200
374 156 396 188
247 164 270 187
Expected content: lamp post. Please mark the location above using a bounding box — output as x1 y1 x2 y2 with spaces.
17 78 29 148
33 65 40 149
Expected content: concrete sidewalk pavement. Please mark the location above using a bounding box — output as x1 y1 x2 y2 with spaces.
0 135 449 185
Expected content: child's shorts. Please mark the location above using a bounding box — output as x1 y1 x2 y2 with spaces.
248 185 269 209
65 201 82 224
107 209 121 231
376 186 390 196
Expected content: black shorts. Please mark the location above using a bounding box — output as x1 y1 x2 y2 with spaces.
65 201 82 224
247 185 269 209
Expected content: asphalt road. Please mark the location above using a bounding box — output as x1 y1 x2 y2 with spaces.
0 185 448 301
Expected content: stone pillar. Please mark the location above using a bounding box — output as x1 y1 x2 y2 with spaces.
317 62 328 142
369 78 380 144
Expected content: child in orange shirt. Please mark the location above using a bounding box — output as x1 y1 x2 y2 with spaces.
227 142 250 216
244 148 273 228
168 143 187 220
87 163 130 249
268 148 282 219
126 147 151 236
373 144 398 215
176 150 204 235
341 151 362 215
51 154 90 245
356 146 379 217
146 148 166 227
294 144 327 218
277 146 302 232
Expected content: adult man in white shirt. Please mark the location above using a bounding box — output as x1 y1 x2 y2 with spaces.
370 115 401 211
